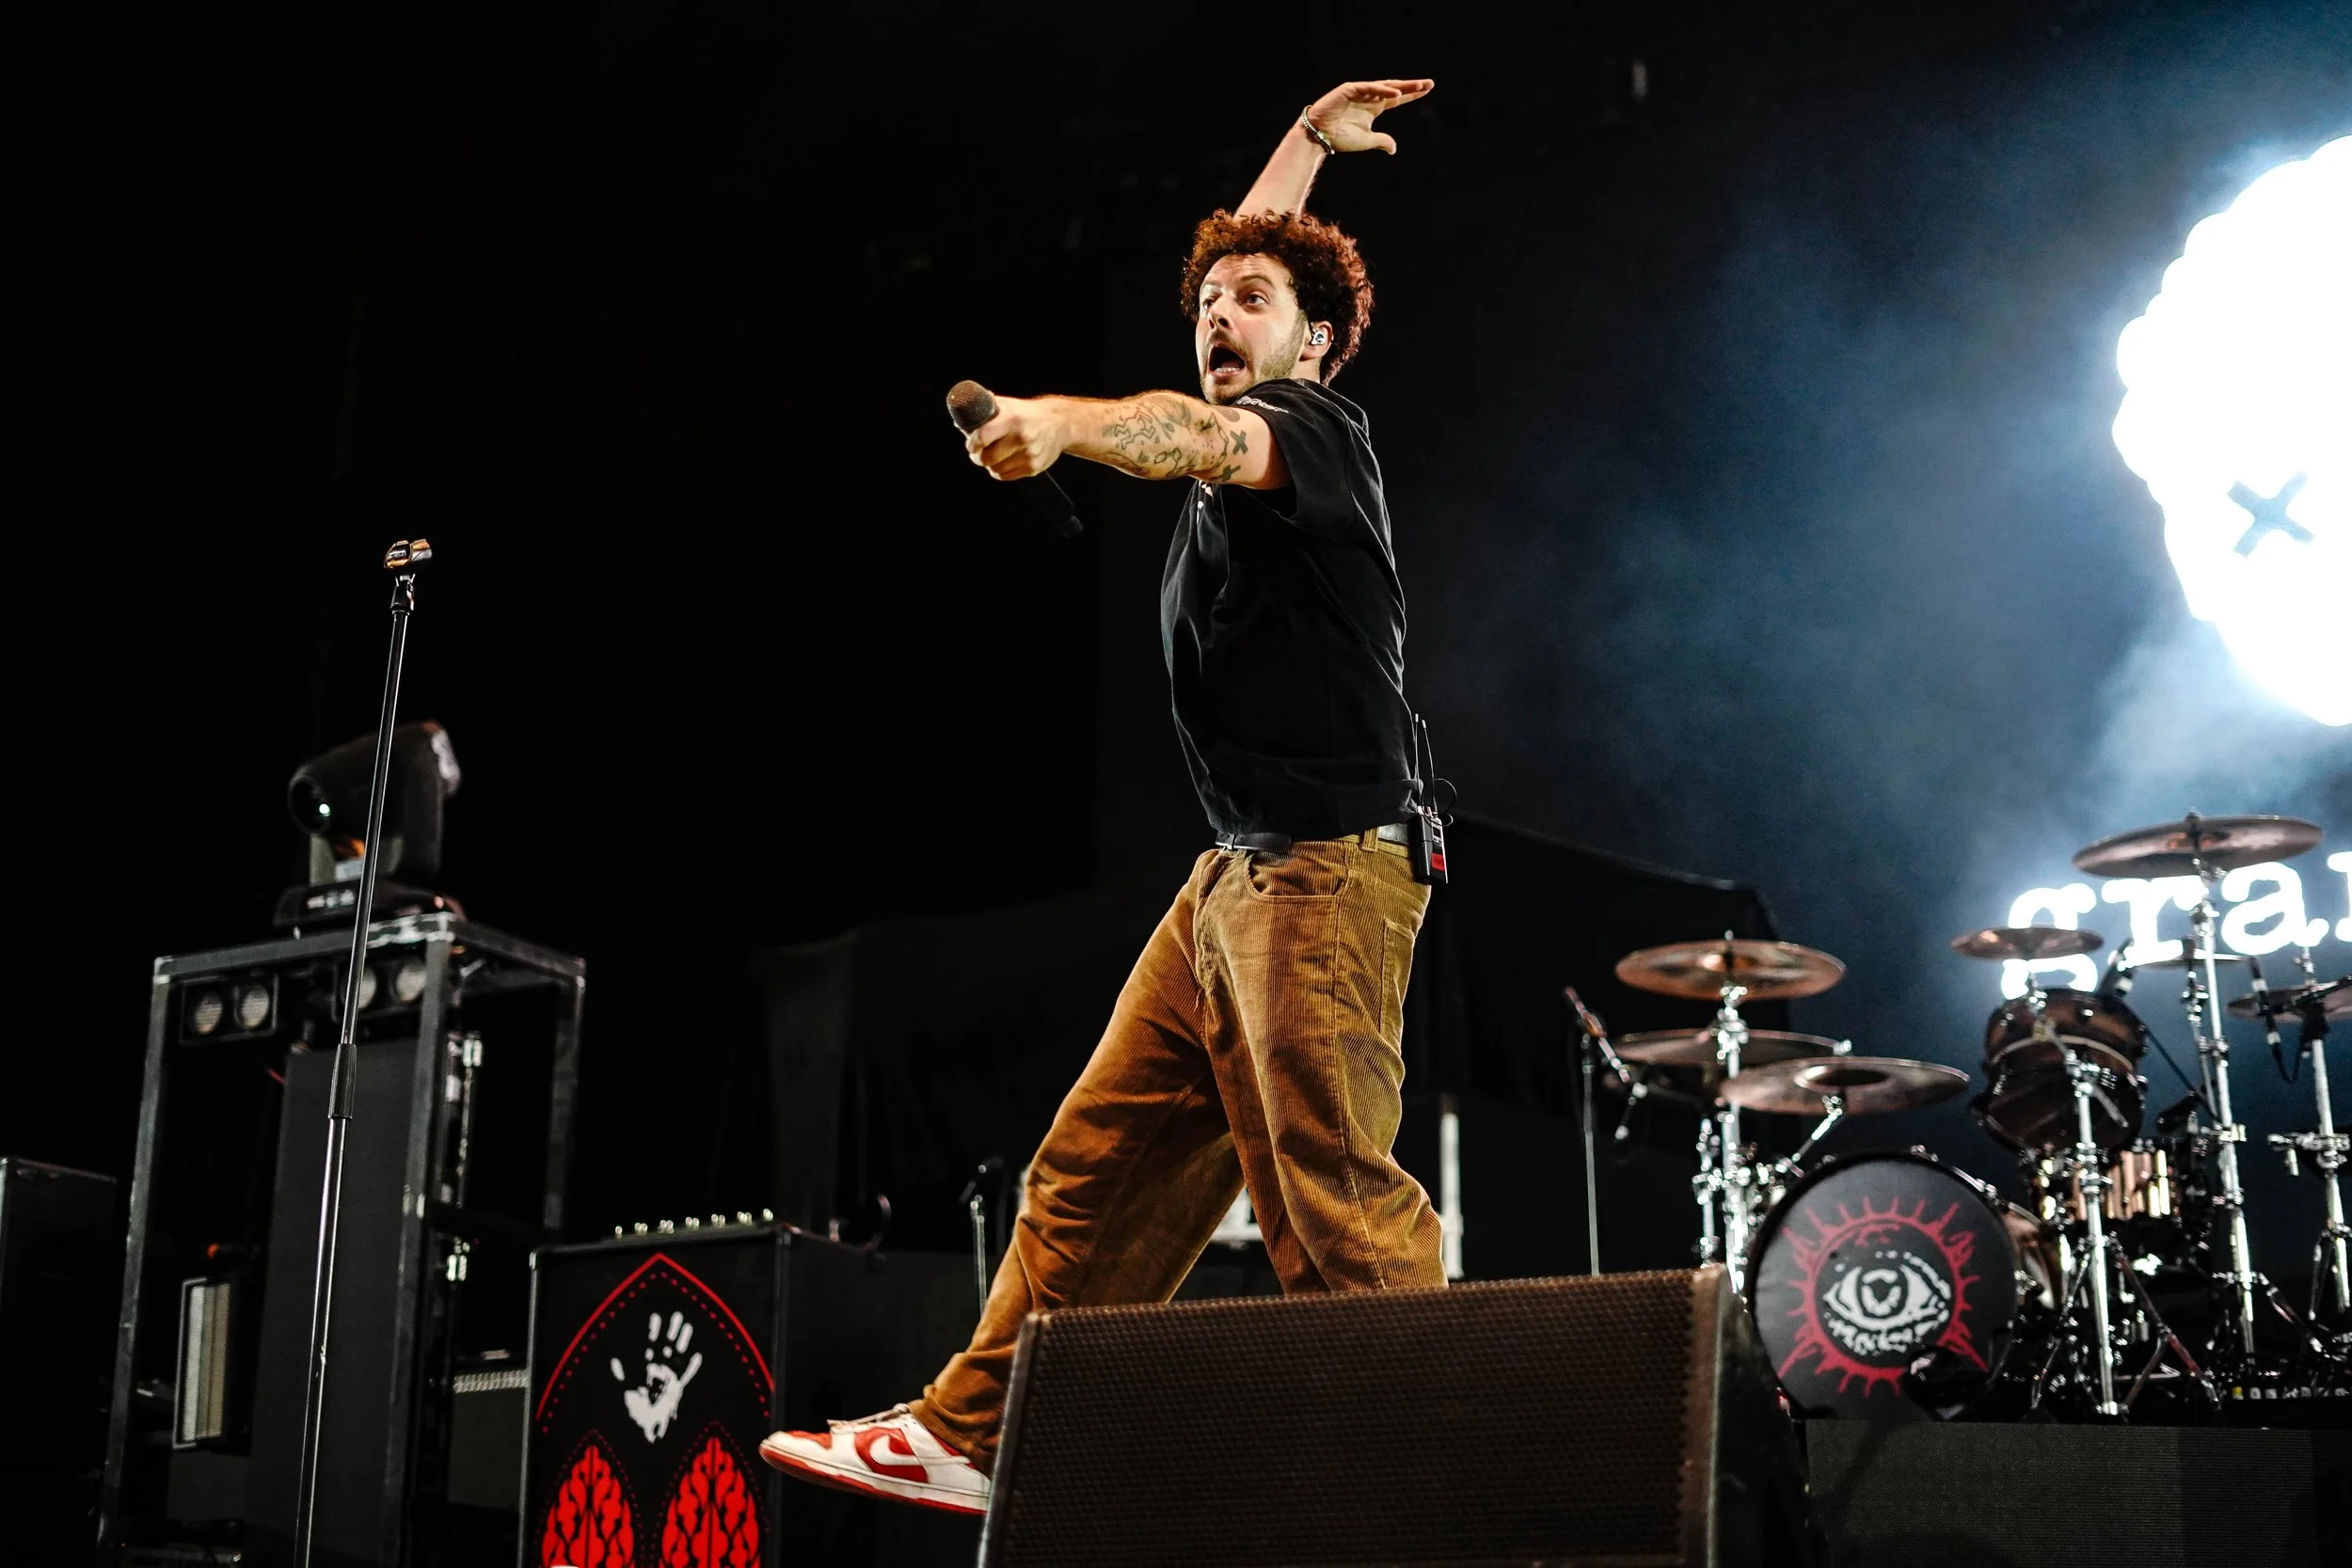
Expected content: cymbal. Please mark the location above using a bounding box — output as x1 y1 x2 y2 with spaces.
1613 939 1846 1002
2073 815 2322 878
2227 977 2351 1024
1719 1056 1971 1116
1616 1028 1844 1069
1951 926 2104 962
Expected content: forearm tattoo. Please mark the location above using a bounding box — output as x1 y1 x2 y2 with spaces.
1088 395 1251 483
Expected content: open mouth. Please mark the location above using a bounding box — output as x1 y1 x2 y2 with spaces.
1207 344 1247 376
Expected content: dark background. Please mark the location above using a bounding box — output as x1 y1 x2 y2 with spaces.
16 0 2349 1275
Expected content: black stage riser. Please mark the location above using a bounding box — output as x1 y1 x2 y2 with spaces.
1807 1421 2346 1567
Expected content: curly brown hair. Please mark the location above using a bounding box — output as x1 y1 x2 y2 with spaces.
1180 210 1374 383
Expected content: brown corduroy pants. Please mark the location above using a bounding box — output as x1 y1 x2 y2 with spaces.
907 832 1442 1471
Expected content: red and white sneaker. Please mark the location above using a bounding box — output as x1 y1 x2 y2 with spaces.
758 1404 991 1516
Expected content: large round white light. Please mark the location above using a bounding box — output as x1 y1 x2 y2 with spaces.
2111 136 2350 726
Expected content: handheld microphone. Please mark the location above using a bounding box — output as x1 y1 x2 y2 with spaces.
946 381 1084 539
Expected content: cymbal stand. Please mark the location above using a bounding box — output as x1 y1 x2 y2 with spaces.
2181 857 2262 1357
2031 976 2123 1415
1711 983 1760 1292
2262 964 2350 1328
1692 1116 1723 1271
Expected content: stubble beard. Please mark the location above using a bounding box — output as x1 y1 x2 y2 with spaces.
1200 315 1308 404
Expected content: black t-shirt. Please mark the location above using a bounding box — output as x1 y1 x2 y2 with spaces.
1159 376 1417 840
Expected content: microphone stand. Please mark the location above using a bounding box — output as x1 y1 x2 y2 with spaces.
291 539 431 1568
1564 989 1630 1276
958 1157 1007 1315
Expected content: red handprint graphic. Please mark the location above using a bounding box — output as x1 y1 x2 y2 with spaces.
660 1435 760 1568
542 1438 638 1568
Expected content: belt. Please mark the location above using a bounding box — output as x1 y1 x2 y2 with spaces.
1215 822 1413 860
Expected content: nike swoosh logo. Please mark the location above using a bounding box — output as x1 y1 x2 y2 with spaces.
854 1427 930 1483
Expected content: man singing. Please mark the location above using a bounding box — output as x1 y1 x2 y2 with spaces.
760 77 1437 1515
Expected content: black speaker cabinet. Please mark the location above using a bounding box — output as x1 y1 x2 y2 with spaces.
983 1266 1818 1568
525 1226 980 1568
0 1157 119 1562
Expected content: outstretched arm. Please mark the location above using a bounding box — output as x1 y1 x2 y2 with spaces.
964 391 1288 491
1237 78 1435 217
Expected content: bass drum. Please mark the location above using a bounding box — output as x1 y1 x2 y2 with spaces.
1746 1150 2032 1420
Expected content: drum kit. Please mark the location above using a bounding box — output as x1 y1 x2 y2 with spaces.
1574 812 2350 1423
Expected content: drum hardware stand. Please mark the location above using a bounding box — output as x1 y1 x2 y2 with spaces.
292 539 431 1568
1787 1094 1845 1168
2177 849 2264 1359
2023 975 2126 1416
1699 979 1760 1291
2118 1251 2210 1406
1692 1117 1724 1270
2259 967 2351 1329
2026 1144 2210 1415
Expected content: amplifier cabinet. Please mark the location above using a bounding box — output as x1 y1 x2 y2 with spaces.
525 1227 978 1568
0 1157 119 1562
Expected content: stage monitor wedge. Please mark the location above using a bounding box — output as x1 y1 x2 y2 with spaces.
983 1266 1819 1568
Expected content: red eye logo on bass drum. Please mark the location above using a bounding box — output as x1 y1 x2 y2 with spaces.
1752 1153 2020 1417
1778 1197 1982 1395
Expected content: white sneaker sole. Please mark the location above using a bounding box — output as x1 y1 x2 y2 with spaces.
757 1435 990 1518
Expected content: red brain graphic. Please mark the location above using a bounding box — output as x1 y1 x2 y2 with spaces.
543 1440 638 1568
661 1436 761 1568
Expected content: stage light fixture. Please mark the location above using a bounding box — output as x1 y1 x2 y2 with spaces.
356 965 379 1011
180 973 279 1042
187 989 227 1037
287 722 461 883
2111 135 2349 725
389 956 430 1006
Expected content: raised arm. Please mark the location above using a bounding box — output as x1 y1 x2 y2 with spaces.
964 391 1288 491
1236 78 1435 217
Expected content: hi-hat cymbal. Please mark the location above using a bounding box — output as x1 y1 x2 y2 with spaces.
1613 939 1846 1001
1951 926 2104 962
2073 815 2323 878
1719 1056 1970 1116
2227 977 2351 1024
1615 1028 1844 1069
